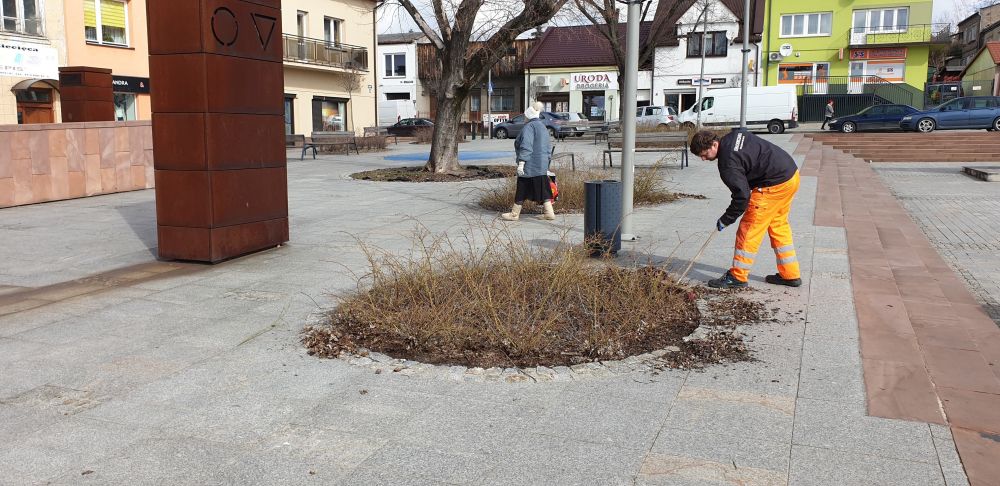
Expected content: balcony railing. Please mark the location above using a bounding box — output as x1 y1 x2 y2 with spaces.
282 34 368 71
848 24 950 47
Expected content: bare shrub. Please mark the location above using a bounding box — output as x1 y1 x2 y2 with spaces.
356 135 388 152
414 127 434 144
477 165 678 214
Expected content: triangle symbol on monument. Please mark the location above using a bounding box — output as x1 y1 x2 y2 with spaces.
251 13 277 50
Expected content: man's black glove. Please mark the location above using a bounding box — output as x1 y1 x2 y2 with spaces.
717 219 728 232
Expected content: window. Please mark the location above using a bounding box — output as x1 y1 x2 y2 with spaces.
778 63 819 84
780 13 832 37
2 0 43 35
687 31 727 57
284 96 295 135
884 105 907 116
971 97 996 109
701 97 714 111
296 11 307 37
324 17 341 44
113 93 137 121
490 88 514 112
312 97 348 132
852 8 909 33
386 92 410 100
470 91 481 111
384 53 405 77
85 0 128 45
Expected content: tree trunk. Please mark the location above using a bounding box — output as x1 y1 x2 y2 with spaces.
426 83 466 174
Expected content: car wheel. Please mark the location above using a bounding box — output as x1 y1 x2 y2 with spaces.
495 128 508 139
767 120 784 134
993 117 1000 132
917 118 936 133
575 132 584 137
841 121 856 133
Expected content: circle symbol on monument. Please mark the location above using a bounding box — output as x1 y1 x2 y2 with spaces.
212 7 239 46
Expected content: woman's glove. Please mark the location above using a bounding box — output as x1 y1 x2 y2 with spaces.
517 161 525 176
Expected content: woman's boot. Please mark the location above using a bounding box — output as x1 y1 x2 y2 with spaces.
539 201 556 220
501 204 522 221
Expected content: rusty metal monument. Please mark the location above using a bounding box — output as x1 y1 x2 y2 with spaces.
147 0 288 262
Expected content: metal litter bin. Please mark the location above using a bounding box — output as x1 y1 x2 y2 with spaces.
584 180 622 256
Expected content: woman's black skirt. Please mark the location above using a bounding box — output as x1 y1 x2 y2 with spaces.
514 175 553 204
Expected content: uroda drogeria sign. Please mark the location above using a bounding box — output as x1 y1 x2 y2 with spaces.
570 72 619 91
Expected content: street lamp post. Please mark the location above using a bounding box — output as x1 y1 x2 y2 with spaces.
739 0 751 128
695 1 710 130
618 0 643 241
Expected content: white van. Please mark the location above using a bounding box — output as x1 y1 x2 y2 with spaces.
676 86 799 134
378 100 417 126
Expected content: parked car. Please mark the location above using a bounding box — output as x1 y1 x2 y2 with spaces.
827 104 919 133
636 105 679 129
554 112 596 137
386 118 433 136
677 86 798 134
493 112 565 139
900 96 1000 133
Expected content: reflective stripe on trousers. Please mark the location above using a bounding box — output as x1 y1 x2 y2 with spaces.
729 171 801 282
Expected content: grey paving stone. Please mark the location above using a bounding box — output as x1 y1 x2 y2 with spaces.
805 300 859 338
340 442 489 485
0 308 74 337
662 388 794 444
533 393 670 449
792 398 938 464
808 275 854 301
681 343 801 398
649 427 791 473
797 364 866 404
789 445 945 486
294 385 435 439
396 398 540 454
476 434 642 486
812 251 851 275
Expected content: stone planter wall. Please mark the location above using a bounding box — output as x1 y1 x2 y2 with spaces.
0 121 154 208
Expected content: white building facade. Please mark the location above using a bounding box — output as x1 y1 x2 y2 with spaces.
651 1 762 113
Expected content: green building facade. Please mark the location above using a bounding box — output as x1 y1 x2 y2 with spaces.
762 0 934 96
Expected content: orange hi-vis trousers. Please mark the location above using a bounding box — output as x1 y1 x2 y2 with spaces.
730 171 801 283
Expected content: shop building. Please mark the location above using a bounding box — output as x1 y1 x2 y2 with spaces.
763 0 935 98
651 0 763 113
282 0 377 136
1 0 67 125
524 24 652 121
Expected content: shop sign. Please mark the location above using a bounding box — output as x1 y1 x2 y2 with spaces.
112 76 151 94
570 72 618 90
850 47 907 60
0 40 58 78
481 113 509 124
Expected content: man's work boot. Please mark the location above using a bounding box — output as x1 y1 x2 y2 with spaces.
765 274 802 287
501 204 522 221
708 271 748 289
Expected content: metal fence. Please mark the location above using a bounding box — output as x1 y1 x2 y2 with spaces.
282 34 369 71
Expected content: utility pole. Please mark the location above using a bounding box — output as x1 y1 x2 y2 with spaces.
696 1 710 130
618 0 643 241
739 0 750 128
487 70 493 138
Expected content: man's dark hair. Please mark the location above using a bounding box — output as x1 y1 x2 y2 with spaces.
690 130 720 155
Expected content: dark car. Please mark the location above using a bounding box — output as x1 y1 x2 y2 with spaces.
899 96 1000 133
492 112 565 139
827 104 919 133
386 118 434 136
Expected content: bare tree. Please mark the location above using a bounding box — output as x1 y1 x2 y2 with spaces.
382 0 568 174
342 66 364 133
571 0 690 87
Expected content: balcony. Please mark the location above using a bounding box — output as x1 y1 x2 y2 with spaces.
282 34 368 71
848 24 950 47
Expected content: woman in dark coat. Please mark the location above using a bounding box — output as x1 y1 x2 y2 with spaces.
501 102 554 221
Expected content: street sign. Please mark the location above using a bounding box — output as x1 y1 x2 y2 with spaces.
487 81 494 95
481 113 508 124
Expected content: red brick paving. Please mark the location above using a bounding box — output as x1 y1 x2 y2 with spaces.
800 134 1000 486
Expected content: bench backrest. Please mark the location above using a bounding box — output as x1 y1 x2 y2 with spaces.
363 126 390 136
286 134 305 147
311 131 356 142
607 132 687 148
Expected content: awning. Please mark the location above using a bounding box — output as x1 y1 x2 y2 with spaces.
9 78 59 92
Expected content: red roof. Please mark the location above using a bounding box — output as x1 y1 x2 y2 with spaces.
525 23 652 69
988 42 1000 64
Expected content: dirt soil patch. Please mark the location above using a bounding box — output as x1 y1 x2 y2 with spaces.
352 165 514 182
301 230 774 369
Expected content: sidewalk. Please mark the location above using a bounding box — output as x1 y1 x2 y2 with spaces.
0 136 979 485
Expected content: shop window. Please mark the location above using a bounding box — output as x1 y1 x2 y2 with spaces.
778 63 817 84
780 12 832 37
2 0 43 35
312 97 348 132
113 93 137 121
582 91 606 121
384 53 406 77
85 0 128 46
324 17 341 44
687 32 727 57
14 88 51 103
489 88 514 112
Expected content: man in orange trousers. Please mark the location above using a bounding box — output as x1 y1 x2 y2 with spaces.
690 129 802 289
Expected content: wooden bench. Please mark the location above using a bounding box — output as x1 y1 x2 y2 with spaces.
301 131 359 159
593 121 620 144
286 134 305 148
363 126 398 144
602 132 689 169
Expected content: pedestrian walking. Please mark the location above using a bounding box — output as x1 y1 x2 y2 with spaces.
501 101 555 221
821 100 835 130
689 129 802 289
